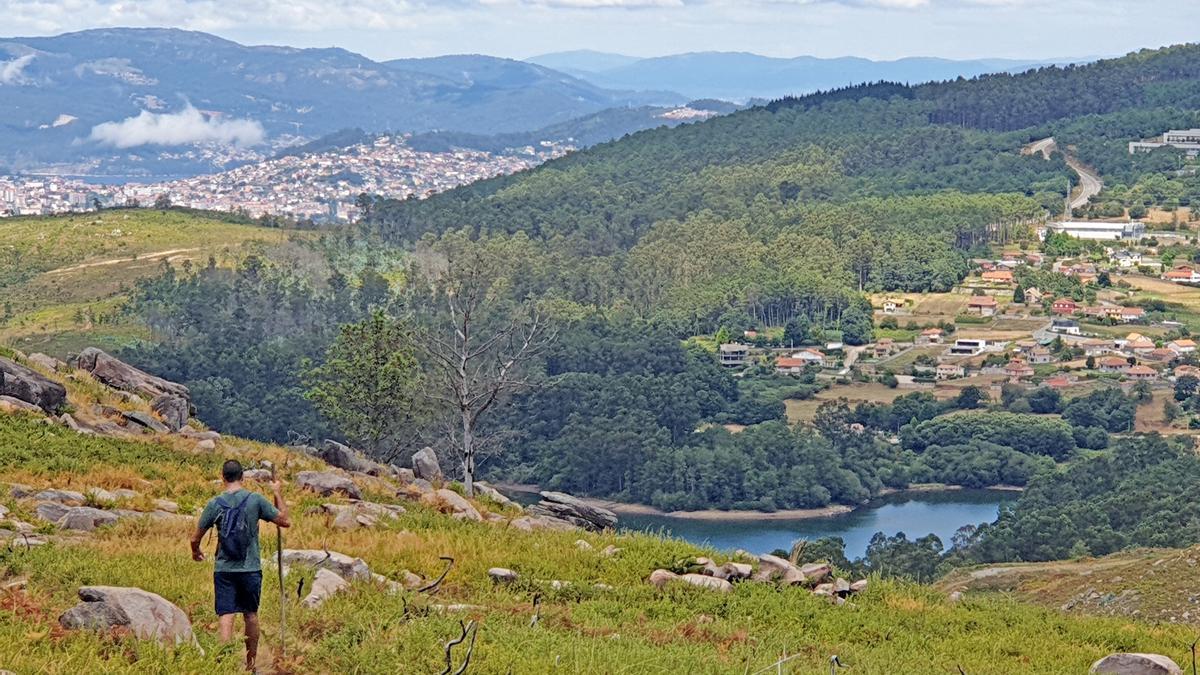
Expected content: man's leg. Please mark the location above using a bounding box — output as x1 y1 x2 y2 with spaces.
244 612 260 670
218 614 236 642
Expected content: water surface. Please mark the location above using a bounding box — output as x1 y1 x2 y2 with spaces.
618 489 1018 558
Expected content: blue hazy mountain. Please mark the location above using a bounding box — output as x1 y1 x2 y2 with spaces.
0 28 682 176
528 50 1079 100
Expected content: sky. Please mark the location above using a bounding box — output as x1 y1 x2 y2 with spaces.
0 0 1197 62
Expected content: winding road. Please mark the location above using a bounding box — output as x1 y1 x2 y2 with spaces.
1023 137 1103 212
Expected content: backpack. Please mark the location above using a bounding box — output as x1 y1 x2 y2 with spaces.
216 492 255 563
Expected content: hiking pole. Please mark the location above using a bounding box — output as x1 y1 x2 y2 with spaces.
268 460 285 660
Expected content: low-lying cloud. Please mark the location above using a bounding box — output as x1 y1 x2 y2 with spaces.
0 53 35 85
89 106 265 148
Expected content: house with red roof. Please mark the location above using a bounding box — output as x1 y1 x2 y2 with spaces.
1051 298 1078 315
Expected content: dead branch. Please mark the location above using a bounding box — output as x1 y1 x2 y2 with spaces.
452 621 478 675
440 620 470 675
419 556 455 594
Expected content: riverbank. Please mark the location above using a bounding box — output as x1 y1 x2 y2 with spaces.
496 482 1023 523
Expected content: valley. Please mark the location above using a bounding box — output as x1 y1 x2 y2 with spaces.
4 14 1200 673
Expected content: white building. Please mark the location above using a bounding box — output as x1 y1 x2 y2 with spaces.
1043 221 1145 241
1130 129 1200 156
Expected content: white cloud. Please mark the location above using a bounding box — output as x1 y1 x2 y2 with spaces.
0 53 34 84
89 106 265 148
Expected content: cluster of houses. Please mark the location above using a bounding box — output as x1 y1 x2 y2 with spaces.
930 331 1197 385
1048 298 1147 323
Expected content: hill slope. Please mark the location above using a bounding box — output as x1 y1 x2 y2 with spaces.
0 209 293 356
0 355 1195 673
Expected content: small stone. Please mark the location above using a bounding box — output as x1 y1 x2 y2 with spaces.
152 499 178 513
648 569 678 589
849 579 869 593
1090 653 1183 675
196 439 216 451
601 545 622 558
720 562 752 579
488 567 518 583
301 569 350 608
575 539 593 551
948 591 964 603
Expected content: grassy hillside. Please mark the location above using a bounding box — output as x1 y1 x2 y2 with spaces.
0 360 1196 673
0 209 293 356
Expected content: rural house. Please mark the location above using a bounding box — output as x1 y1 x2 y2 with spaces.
967 295 999 317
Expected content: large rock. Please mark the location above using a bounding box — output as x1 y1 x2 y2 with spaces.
57 507 120 531
59 586 195 645
752 554 798 583
421 489 482 522
27 353 65 372
319 440 390 476
1090 654 1183 675
525 492 617 532
295 471 361 500
150 395 190 432
301 568 349 608
0 357 67 413
679 573 734 593
0 395 42 414
122 411 169 434
73 348 190 403
34 489 86 504
411 447 443 483
280 549 372 581
474 481 516 508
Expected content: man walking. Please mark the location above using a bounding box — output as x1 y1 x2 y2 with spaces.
191 459 291 672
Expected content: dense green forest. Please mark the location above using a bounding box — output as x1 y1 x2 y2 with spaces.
114 45 1200 570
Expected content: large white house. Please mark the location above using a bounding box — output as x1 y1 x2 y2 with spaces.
1130 129 1200 156
1043 221 1145 241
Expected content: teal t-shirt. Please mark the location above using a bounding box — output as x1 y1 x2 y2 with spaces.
198 489 280 573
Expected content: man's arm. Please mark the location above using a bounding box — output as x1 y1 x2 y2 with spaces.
269 480 291 528
191 500 216 562
190 525 209 562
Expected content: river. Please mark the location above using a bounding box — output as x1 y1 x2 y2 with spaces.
616 489 1019 558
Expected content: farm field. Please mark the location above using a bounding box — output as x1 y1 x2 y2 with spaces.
782 378 1008 424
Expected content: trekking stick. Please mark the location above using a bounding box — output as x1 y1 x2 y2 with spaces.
270 461 285 660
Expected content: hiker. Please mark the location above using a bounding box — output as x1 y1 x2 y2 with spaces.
190 459 291 671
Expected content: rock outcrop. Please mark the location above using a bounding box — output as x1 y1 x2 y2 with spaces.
150 394 190 432
525 491 617 532
421 489 482 522
73 348 191 404
295 471 362 500
59 586 195 646
0 357 67 413
319 440 391 476
411 447 443 483
1090 653 1183 675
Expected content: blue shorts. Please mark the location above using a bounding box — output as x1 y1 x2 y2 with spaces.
214 571 262 616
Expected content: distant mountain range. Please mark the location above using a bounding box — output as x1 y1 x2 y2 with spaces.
0 28 1091 180
526 50 1087 101
0 28 681 177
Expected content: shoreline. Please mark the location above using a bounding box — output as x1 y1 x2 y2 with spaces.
496 482 1023 523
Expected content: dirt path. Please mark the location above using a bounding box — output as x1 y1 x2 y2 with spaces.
44 248 201 275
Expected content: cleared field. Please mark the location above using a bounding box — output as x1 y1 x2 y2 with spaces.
1135 388 1183 433
783 380 985 423
912 293 970 316
1 210 295 355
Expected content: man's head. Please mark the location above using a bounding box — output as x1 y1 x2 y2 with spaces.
221 459 244 484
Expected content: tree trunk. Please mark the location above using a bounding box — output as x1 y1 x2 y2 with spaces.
461 407 475 497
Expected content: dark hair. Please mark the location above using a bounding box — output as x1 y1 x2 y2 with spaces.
221 459 243 483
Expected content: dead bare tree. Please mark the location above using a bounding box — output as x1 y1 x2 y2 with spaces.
417 248 555 497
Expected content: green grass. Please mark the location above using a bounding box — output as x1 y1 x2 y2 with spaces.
0 386 1196 673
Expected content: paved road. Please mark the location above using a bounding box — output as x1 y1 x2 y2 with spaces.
1065 154 1103 210
1022 137 1102 211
